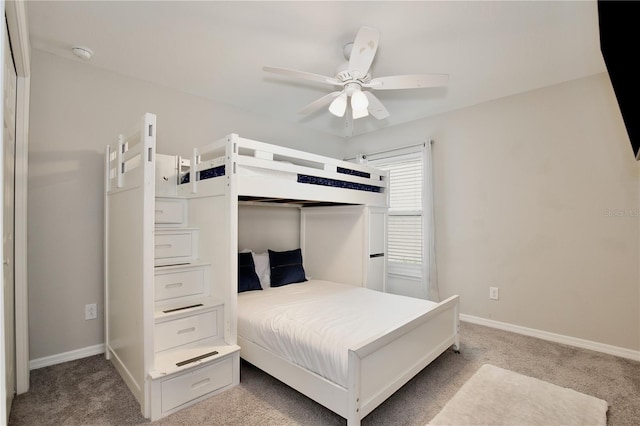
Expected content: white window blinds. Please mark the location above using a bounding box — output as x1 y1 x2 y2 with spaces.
369 152 423 276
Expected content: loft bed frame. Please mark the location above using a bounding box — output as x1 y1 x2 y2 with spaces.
178 133 460 425
105 114 459 424
174 133 389 206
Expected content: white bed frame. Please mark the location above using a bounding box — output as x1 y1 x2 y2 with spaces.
181 133 460 425
105 115 459 424
239 296 459 425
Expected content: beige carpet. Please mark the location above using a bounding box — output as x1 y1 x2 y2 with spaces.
428 364 608 426
12 323 638 425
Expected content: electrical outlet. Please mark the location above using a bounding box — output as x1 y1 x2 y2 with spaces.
489 287 499 300
85 303 97 320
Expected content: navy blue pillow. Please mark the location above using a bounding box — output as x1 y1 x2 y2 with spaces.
268 248 307 287
238 252 262 293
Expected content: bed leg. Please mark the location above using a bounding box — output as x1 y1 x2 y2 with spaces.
453 305 460 354
453 335 461 353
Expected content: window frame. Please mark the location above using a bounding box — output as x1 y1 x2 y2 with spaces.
368 150 424 279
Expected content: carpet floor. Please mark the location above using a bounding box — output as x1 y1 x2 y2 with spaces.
8 322 640 425
428 364 608 425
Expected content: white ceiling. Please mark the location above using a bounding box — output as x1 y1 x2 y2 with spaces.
27 1 606 139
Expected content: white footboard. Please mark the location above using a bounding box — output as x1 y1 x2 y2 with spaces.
347 295 460 425
239 295 460 426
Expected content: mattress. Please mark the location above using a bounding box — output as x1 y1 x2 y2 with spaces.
237 280 438 387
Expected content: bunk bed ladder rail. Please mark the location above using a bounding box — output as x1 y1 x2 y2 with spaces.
106 114 156 192
104 138 121 192
104 112 157 418
116 134 124 188
184 134 234 195
190 148 199 194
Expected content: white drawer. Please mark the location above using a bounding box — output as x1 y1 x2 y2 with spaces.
155 199 185 224
155 310 218 352
161 356 233 412
155 232 193 260
155 268 205 301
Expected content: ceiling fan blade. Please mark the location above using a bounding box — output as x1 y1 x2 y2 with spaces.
348 26 380 79
364 91 390 120
364 74 449 90
298 91 343 115
263 66 343 86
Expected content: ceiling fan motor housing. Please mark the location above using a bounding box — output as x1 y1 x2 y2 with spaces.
336 68 372 84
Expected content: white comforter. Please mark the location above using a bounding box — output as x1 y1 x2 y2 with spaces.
237 280 438 387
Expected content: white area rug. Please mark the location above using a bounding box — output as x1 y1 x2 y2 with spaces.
428 364 608 426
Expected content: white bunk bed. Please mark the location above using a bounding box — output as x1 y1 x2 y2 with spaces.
179 132 460 425
105 113 460 424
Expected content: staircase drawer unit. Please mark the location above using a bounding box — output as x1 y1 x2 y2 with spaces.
155 266 208 301
155 229 198 265
107 116 239 423
160 356 234 412
155 198 186 225
148 347 240 420
155 309 219 353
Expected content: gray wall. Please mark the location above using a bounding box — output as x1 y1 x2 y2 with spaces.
238 205 300 254
345 73 639 352
27 50 344 360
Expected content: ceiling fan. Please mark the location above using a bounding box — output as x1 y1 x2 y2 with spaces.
263 26 449 136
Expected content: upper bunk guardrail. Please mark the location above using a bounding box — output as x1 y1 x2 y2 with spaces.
235 137 387 187
179 134 389 199
105 113 156 193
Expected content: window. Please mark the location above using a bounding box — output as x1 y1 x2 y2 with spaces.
369 151 424 278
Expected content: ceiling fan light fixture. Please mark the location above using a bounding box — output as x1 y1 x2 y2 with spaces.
352 107 369 120
328 93 348 117
350 89 369 111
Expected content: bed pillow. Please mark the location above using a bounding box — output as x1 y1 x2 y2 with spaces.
268 248 307 287
238 252 262 293
252 252 271 288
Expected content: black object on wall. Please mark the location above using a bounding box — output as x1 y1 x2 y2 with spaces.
598 1 639 160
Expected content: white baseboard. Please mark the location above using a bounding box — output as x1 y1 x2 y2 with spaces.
29 343 105 370
460 314 640 362
28 317 640 370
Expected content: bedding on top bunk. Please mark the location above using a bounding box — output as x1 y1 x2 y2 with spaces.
237 280 439 388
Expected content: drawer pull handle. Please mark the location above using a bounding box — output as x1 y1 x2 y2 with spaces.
163 304 203 314
156 244 172 249
191 378 210 389
177 327 196 335
176 350 219 367
155 209 164 214
165 282 183 288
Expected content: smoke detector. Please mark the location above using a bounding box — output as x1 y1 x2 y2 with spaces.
71 46 93 60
